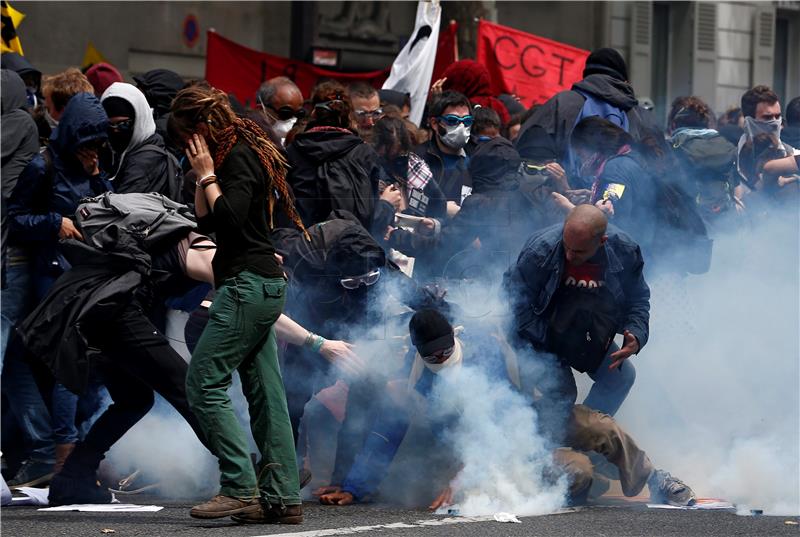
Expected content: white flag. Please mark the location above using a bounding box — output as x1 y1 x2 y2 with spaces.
382 0 441 126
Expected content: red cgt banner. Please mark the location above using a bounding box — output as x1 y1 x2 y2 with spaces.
205 31 390 107
476 20 590 108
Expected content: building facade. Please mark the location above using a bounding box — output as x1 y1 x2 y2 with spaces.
15 1 800 123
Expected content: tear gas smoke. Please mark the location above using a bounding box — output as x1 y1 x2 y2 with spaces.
615 206 799 516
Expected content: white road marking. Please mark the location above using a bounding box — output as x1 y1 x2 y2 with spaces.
250 509 579 537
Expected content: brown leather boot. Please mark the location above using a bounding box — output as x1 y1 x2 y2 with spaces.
53 443 75 475
189 495 261 519
232 503 303 524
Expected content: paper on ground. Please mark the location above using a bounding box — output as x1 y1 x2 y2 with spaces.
10 486 50 506
647 500 735 510
39 504 163 512
493 512 522 523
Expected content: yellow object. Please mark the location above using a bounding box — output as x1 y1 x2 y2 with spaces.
603 183 626 200
1 0 25 55
82 41 106 68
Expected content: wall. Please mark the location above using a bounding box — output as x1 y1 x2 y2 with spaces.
715 1 758 113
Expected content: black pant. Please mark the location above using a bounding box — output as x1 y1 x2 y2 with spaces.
62 302 207 477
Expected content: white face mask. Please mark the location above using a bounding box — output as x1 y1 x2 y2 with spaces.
272 117 297 142
440 123 471 150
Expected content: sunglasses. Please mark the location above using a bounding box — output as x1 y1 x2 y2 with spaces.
265 103 307 121
438 114 474 128
355 108 384 120
520 162 549 175
422 345 455 364
340 269 381 290
108 119 133 132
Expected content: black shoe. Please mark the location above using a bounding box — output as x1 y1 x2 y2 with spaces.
48 474 113 506
7 460 54 488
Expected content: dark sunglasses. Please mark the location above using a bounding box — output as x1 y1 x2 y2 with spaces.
438 114 474 128
108 119 133 132
266 103 307 121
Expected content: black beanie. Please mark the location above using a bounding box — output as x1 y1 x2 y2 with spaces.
582 47 628 81
515 125 558 161
409 309 454 357
102 96 135 120
469 137 521 190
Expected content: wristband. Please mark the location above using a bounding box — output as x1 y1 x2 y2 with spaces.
312 335 325 354
201 179 218 190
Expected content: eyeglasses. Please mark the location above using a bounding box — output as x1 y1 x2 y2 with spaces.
422 345 455 364
265 103 307 121
355 108 384 120
340 269 381 290
108 119 133 132
438 114 474 128
520 162 549 175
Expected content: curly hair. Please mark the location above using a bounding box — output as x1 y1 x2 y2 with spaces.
168 83 308 238
741 85 779 119
668 96 715 130
307 80 352 130
42 68 94 115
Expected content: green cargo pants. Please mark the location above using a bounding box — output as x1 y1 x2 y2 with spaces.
186 271 300 506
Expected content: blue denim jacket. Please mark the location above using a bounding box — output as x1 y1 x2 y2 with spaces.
504 223 650 352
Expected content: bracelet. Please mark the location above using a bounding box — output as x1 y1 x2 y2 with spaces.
196 173 217 187
312 335 325 353
201 179 218 190
303 331 317 349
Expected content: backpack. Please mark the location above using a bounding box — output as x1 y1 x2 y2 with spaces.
138 143 184 202
671 133 737 184
75 192 196 252
546 285 619 373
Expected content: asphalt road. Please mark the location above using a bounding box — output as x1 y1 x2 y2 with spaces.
3 498 799 537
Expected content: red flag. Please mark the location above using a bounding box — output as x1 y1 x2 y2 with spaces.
432 20 458 83
476 20 589 108
205 31 390 107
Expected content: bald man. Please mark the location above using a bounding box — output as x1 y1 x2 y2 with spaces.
256 77 306 144
504 205 650 422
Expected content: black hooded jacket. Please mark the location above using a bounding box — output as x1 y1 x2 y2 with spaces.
133 69 186 144
286 128 394 237
519 74 658 161
390 138 543 282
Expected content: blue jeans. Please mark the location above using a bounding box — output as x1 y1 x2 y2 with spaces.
51 381 109 445
582 344 637 416
1 261 56 463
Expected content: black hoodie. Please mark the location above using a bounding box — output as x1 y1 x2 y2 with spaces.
518 73 658 161
286 128 394 235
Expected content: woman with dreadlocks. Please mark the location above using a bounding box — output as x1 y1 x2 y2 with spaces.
168 84 306 524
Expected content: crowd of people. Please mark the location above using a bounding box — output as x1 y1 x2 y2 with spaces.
1 44 797 525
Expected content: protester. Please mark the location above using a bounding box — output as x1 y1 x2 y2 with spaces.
84 62 123 98
505 206 648 420
101 82 182 199
168 84 306 523
520 47 658 182
379 89 411 119
0 69 55 489
1 52 42 107
470 106 502 143
415 91 473 212
781 97 800 148
41 68 94 124
667 96 740 223
441 59 510 125
133 68 187 146
286 80 397 235
348 82 383 137
389 138 545 282
319 309 693 508
514 124 570 229
256 77 306 146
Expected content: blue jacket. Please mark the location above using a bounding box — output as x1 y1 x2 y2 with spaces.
503 223 650 353
8 93 111 285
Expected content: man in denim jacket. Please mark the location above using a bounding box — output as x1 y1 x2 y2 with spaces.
504 205 649 419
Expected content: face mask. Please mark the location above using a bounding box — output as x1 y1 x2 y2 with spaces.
438 123 470 150
108 120 134 153
25 87 38 108
272 117 296 141
744 116 782 141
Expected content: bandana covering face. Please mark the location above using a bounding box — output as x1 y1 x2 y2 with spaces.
408 332 465 391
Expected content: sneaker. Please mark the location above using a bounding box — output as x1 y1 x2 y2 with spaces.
232 503 303 525
7 460 54 488
299 469 312 490
190 495 260 519
648 469 696 506
49 474 113 506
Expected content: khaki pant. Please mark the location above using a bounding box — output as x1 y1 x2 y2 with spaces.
554 405 654 500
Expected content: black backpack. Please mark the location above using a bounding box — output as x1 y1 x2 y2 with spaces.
546 285 619 373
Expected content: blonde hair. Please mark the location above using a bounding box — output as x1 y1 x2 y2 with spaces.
42 68 94 113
